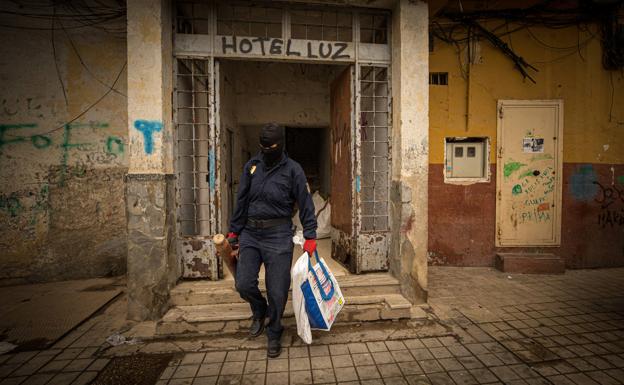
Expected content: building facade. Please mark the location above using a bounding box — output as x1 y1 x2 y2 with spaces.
0 0 622 322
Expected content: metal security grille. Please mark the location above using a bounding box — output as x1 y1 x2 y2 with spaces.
359 65 390 232
176 0 210 34
216 4 282 37
290 9 353 42
174 58 216 236
359 13 388 44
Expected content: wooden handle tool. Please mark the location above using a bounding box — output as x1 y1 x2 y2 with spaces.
213 234 237 277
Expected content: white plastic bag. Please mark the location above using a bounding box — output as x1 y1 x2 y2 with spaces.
292 252 313 344
291 251 345 344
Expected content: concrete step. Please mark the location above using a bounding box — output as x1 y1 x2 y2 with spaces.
495 253 565 274
170 273 401 306
157 293 417 337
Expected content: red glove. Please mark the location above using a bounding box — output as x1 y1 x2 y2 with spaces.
227 232 238 247
303 239 317 255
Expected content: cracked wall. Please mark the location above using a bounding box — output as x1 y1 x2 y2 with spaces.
0 13 128 283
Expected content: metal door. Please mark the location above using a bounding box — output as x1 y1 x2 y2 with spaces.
496 100 563 246
330 64 392 273
330 66 356 270
174 57 222 279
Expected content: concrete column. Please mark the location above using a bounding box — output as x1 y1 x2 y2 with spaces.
126 0 178 320
390 0 429 303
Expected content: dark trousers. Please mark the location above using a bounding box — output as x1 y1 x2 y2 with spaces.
235 223 294 340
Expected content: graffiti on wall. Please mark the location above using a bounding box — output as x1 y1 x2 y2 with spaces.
593 181 624 228
568 164 624 229
505 158 555 225
133 120 162 154
1 121 125 188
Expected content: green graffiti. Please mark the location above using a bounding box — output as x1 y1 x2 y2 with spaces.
519 169 534 179
0 123 37 154
504 161 526 178
29 184 50 225
0 193 22 217
617 175 624 185
106 136 124 154
512 184 523 195
31 135 51 149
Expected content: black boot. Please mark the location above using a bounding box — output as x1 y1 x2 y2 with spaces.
267 338 282 358
249 317 265 338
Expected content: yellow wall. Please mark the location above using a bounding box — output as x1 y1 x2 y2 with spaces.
429 22 624 165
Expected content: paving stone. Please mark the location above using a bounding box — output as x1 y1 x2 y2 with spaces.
267 358 288 372
310 355 332 370
312 368 336 383
46 372 80 385
204 352 227 363
182 353 206 365
309 345 329 357
386 341 407 351
329 344 349 356
220 361 244 375
73 371 98 385
356 365 381 380
0 376 27 385
266 371 289 385
347 343 368 354
39 359 71 372
403 339 425 350
378 363 402 378
290 369 313 385
397 361 423 376
422 339 443 348
410 348 434 361
334 366 358 382
391 350 415 363
429 347 452 359
332 355 353 368
367 341 389 353
173 365 201 379
352 353 375 366
437 357 463 371
215 374 241 385
426 372 456 385
289 347 309 358
243 359 265 374
63 358 94 372
372 351 394 365
490 365 521 382
241 373 264 385
419 360 444 374
193 376 217 385
225 351 247 362
23 373 55 385
197 363 222 377
448 370 478 385
290 357 311 371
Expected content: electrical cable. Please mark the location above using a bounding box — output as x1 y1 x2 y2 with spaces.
51 5 69 107
4 61 127 138
59 20 126 97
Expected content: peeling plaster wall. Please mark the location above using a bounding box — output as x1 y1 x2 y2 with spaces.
230 61 345 128
391 0 429 303
428 23 624 267
0 20 128 283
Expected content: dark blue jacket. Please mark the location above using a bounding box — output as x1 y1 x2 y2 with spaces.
229 153 317 239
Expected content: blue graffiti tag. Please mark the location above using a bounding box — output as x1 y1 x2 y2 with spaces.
208 149 216 190
133 120 162 154
569 164 598 201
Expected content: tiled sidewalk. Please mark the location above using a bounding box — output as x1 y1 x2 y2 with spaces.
0 267 623 385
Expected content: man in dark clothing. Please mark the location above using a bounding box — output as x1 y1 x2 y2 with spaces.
227 123 317 358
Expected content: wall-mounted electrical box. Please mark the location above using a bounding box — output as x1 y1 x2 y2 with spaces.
445 137 489 181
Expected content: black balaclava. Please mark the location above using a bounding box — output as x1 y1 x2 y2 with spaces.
259 123 285 168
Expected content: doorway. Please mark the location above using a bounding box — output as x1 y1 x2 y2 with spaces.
496 100 563 246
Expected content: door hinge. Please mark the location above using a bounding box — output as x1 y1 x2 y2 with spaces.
497 190 501 200
498 106 504 119
497 147 503 159
497 226 502 238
